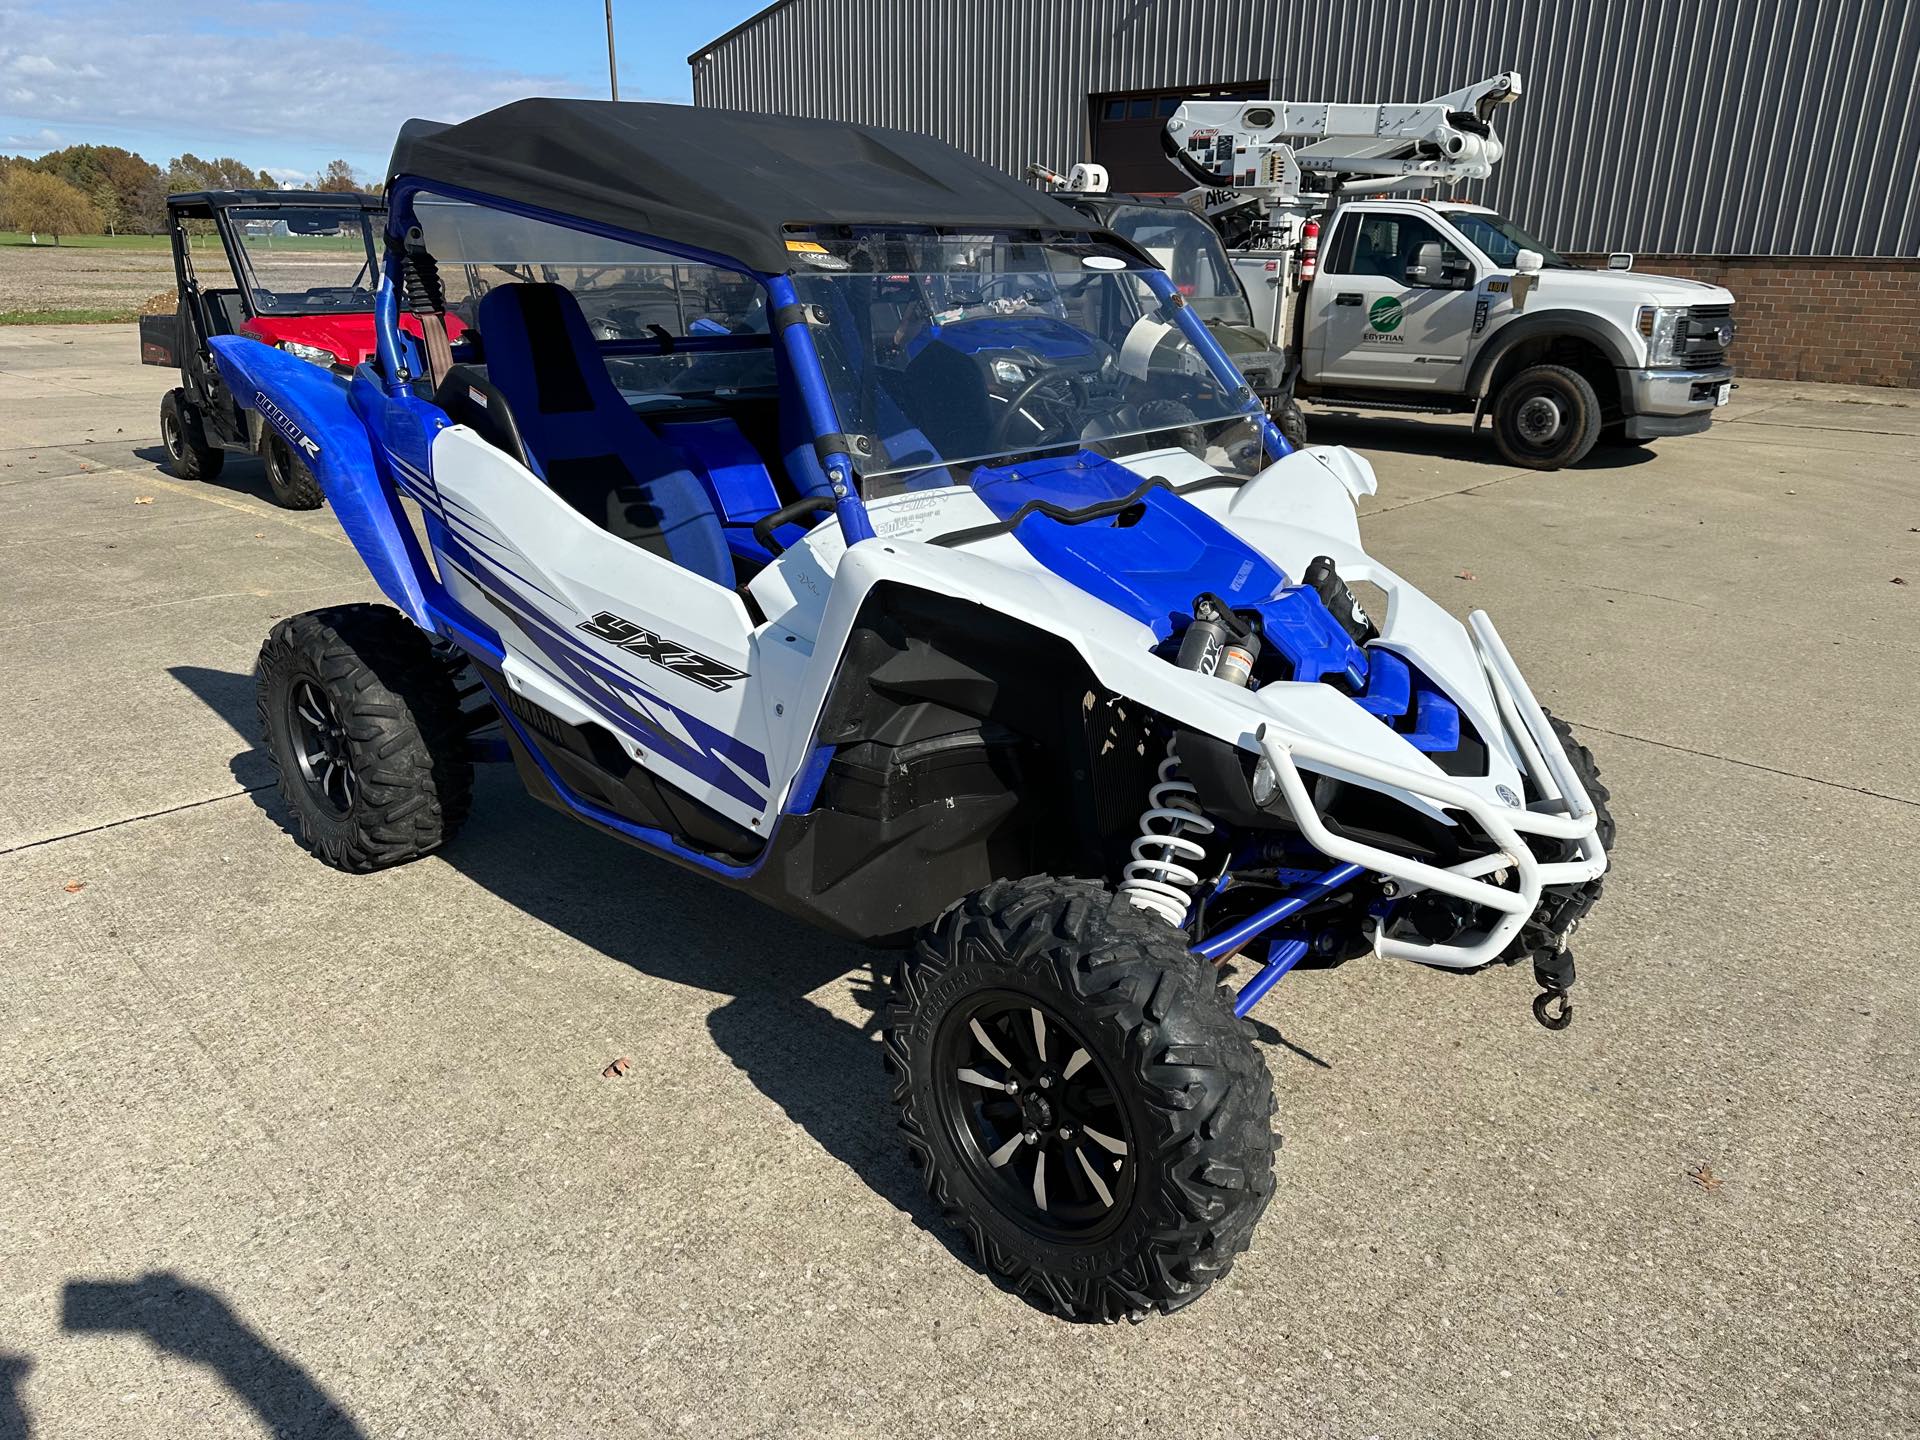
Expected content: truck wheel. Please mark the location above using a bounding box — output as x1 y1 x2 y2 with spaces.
260 430 326 510
160 388 224 482
1273 396 1309 450
256 604 473 872
1489 364 1601 470
886 875 1277 1322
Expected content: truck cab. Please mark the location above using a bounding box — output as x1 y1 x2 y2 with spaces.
1286 199 1735 465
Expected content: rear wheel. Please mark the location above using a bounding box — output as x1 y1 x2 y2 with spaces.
887 876 1276 1322
259 430 325 510
1489 364 1601 470
256 604 473 872
160 388 224 481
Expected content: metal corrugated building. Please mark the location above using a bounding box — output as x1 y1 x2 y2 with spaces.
690 0 1920 261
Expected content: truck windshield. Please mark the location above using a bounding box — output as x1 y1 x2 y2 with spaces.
1449 212 1571 269
1099 205 1254 328
228 206 380 314
787 232 1262 497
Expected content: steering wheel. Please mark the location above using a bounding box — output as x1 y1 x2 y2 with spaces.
991 370 1090 452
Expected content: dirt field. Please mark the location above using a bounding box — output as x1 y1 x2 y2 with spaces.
0 239 366 318
0 242 179 314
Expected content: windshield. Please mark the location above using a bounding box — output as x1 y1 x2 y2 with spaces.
789 232 1263 498
228 206 380 314
1448 211 1571 270
1101 204 1254 327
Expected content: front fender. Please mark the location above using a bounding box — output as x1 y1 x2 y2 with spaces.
208 337 431 627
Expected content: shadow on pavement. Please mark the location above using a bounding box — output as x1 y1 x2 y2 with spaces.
130 443 290 507
0 1353 31 1440
167 664 971 1271
61 1274 364 1439
1302 408 1658 468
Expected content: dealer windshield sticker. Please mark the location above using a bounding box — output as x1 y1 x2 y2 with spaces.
785 239 829 253
254 391 320 460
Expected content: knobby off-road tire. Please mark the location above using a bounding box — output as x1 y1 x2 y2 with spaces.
1489 363 1601 470
256 604 473 872
886 876 1277 1322
1509 710 1618 958
1274 396 1309 450
260 430 326 510
160 388 224 482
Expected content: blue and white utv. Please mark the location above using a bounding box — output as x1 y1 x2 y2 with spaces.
221 100 1613 1322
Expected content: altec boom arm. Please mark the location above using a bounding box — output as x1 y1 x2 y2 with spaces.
1163 70 1523 231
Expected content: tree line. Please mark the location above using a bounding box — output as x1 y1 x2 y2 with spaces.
0 148 373 244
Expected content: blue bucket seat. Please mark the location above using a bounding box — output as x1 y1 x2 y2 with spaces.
475 282 733 585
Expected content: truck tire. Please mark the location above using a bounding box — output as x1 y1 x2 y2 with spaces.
259 429 326 510
160 388 224 482
1489 364 1601 470
256 604 473 872
887 875 1277 1322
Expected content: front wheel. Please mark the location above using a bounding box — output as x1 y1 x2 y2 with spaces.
1272 396 1309 450
259 430 325 509
256 604 474 872
160 388 224 481
1489 363 1601 470
886 876 1277 1322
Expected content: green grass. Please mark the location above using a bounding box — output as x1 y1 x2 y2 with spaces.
0 307 141 325
0 231 172 250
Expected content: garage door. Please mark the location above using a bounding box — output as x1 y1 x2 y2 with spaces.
1088 81 1270 193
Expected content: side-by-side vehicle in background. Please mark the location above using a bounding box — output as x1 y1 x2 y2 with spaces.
140 189 462 507
210 100 1612 1322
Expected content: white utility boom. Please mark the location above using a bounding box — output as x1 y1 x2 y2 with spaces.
1163 71 1523 246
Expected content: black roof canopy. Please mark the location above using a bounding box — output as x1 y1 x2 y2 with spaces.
386 99 1101 274
166 189 382 218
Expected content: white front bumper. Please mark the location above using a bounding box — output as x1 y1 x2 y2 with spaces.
1257 610 1608 970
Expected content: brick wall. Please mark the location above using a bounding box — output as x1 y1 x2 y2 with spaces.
1562 254 1920 389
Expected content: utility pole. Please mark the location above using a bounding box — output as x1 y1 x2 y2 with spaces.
605 0 620 100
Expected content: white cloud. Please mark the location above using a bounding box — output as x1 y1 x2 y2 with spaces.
2 123 64 151
0 0 591 167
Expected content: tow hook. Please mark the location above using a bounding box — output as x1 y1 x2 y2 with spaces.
1530 946 1575 1031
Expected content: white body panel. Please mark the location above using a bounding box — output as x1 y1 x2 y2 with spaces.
417 424 1603 967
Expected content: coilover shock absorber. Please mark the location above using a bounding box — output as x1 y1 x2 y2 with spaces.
1118 597 1261 928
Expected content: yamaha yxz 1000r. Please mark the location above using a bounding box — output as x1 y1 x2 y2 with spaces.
210 100 1612 1322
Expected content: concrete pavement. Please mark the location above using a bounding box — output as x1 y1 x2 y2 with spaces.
2 325 1916 1438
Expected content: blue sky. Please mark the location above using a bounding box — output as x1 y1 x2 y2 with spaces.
1 0 772 184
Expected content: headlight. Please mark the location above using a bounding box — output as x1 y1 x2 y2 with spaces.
991 358 1027 386
1636 306 1687 366
1250 756 1280 809
278 340 340 367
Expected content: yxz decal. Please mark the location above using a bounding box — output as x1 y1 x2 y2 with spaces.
254 391 320 460
577 611 748 692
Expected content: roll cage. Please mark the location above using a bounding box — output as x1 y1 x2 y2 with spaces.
370 178 1292 551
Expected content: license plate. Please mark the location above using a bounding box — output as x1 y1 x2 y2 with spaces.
1716 383 1732 406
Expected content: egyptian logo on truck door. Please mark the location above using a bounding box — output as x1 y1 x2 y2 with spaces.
577 610 748 692
1368 296 1405 333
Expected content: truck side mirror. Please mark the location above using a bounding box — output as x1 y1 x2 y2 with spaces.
1514 249 1544 275
1405 242 1470 290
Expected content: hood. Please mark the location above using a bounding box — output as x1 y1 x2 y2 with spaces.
239 311 468 368
1525 266 1735 307
970 451 1367 688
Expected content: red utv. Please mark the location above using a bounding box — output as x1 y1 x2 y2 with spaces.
139 189 462 508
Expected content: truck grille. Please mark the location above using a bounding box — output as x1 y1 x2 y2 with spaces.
1683 303 1734 368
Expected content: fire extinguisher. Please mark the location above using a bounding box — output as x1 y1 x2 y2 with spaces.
1300 215 1321 283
